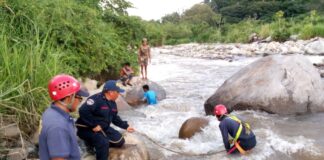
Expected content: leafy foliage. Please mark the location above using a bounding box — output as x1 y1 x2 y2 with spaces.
0 0 138 134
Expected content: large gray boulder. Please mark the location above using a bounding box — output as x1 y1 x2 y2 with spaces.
305 38 324 55
6 148 27 160
0 123 20 138
204 55 324 115
124 77 166 106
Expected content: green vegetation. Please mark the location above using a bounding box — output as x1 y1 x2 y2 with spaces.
0 0 143 134
1 0 324 135
150 0 324 44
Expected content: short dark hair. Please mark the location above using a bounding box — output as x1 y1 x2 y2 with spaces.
124 62 130 66
142 84 149 90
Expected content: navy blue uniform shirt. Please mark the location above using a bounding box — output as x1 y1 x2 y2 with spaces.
39 104 80 160
76 93 129 130
219 116 255 151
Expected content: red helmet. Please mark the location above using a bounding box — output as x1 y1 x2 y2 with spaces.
214 104 227 116
48 74 81 101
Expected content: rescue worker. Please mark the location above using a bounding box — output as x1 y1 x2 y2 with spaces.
214 104 256 154
76 80 135 160
39 74 89 160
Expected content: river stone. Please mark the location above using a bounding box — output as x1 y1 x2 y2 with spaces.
0 124 20 138
204 54 324 115
124 77 166 106
115 96 133 111
178 117 209 139
82 78 98 91
305 38 324 55
6 148 27 160
82 133 149 160
289 34 299 41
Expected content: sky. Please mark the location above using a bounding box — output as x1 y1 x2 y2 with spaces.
127 0 203 21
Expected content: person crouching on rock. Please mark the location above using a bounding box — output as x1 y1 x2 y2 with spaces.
214 104 256 154
120 62 134 86
76 80 135 160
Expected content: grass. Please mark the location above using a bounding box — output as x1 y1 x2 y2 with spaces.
0 26 69 134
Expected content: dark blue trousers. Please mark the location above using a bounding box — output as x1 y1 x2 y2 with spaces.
77 127 125 160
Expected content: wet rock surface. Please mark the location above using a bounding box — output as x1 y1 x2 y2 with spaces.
178 117 209 139
81 133 149 160
123 77 166 106
204 54 324 115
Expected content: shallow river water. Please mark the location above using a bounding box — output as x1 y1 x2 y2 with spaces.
121 49 324 160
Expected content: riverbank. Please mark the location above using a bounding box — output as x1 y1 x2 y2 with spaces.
158 37 324 60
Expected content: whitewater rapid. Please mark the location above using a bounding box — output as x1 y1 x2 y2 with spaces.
120 48 324 160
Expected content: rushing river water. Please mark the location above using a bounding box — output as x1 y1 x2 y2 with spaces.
120 48 324 160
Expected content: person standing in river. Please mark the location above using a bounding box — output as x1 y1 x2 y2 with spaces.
138 38 151 80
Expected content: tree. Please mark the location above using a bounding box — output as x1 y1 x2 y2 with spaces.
161 12 181 24
208 0 318 23
182 4 221 26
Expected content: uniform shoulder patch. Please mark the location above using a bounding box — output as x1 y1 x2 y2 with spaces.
86 99 95 105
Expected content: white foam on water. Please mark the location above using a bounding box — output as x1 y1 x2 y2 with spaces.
245 129 321 160
305 55 324 64
125 49 324 159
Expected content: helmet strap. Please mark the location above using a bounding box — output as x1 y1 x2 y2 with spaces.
58 93 76 112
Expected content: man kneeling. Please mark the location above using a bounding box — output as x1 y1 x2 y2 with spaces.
76 80 135 160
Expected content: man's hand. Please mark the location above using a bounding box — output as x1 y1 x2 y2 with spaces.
127 126 135 133
92 125 102 132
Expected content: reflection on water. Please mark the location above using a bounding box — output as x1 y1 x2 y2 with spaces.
121 49 324 160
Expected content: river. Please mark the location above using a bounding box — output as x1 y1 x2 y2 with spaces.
121 48 324 160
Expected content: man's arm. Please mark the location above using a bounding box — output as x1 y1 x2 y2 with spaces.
142 92 148 103
129 67 134 74
121 67 127 75
112 113 129 129
219 122 231 151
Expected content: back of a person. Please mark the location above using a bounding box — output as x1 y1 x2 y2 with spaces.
39 106 80 160
222 116 255 141
221 116 256 150
145 90 157 105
